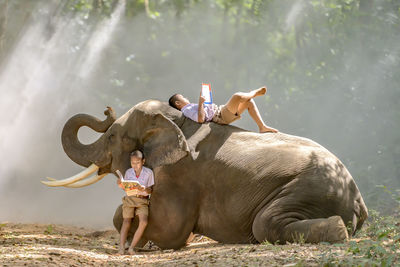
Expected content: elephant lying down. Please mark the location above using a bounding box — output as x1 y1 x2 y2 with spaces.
43 100 368 249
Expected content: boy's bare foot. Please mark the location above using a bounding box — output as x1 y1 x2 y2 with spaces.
117 248 125 255
259 125 278 133
128 247 136 255
254 86 267 97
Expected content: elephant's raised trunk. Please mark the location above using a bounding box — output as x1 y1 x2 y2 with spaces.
61 106 116 167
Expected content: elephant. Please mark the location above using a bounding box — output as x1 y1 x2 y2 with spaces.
43 99 368 249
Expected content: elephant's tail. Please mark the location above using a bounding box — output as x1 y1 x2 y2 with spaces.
354 193 368 234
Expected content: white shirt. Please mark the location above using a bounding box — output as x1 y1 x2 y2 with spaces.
181 103 217 122
123 166 154 196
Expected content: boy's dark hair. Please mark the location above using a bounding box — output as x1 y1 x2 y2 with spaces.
130 150 144 159
168 94 180 109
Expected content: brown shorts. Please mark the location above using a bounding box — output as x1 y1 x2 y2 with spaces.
212 105 241 125
122 195 149 219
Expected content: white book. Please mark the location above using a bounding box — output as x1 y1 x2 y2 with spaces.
201 83 213 104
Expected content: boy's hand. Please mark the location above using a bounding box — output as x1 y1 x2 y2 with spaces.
137 186 152 194
145 186 153 194
198 93 206 123
131 183 145 189
199 95 206 105
135 185 146 191
116 178 121 185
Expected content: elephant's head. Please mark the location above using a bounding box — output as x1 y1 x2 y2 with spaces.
42 100 189 187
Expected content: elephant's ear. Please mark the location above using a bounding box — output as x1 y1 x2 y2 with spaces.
141 113 190 168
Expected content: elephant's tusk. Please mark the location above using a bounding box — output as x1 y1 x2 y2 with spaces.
45 173 107 188
61 173 107 188
41 164 99 187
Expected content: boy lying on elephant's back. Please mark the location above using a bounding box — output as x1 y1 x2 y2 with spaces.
116 150 154 255
168 86 278 133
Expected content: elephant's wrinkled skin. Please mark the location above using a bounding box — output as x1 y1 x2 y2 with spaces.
61 100 368 249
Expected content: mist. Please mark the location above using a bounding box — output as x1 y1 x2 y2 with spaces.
0 0 399 228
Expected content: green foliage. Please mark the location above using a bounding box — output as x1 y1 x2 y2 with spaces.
361 210 399 241
261 239 272 246
291 232 306 245
29 0 399 215
376 185 400 207
318 211 400 266
67 0 117 17
44 224 55 235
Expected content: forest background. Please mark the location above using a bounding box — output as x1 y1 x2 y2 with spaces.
0 0 399 226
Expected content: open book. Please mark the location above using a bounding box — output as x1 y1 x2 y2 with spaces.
201 83 213 105
116 170 145 190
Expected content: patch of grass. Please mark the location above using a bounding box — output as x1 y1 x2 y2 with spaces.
0 223 7 231
261 239 272 246
317 209 400 266
291 232 306 245
44 224 55 235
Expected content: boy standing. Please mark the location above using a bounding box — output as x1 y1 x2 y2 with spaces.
117 150 154 255
168 86 278 133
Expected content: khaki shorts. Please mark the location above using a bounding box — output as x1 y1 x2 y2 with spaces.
122 195 149 219
212 105 241 125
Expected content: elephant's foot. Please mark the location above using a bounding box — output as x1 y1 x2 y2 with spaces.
253 210 349 244
282 216 349 243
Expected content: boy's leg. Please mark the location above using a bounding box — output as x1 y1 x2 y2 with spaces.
128 214 148 255
224 87 267 114
237 99 278 133
119 218 132 254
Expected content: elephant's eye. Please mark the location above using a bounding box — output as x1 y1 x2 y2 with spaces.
108 134 115 143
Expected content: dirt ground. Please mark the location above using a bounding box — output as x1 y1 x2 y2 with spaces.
0 222 397 266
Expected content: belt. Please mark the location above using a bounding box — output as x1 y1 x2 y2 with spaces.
131 194 149 199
